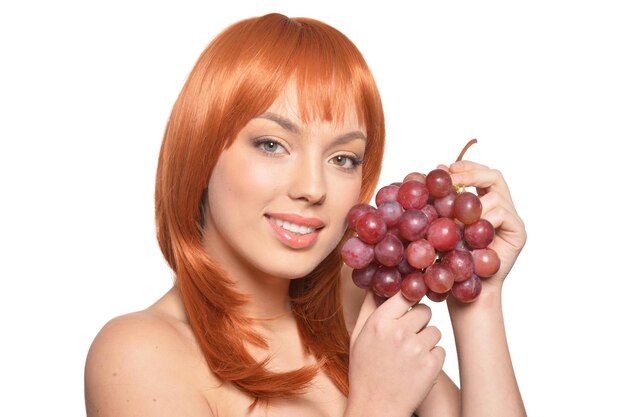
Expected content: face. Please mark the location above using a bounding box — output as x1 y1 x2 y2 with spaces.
203 86 366 282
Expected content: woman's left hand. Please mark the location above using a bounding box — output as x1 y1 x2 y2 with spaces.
442 160 526 294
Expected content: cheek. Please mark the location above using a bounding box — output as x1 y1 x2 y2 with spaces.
208 151 282 215
329 177 363 226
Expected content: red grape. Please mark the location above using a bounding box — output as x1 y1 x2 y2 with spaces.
403 172 426 183
433 190 457 218
401 272 428 302
397 180 429 210
427 217 461 251
472 248 501 278
426 168 453 198
352 263 379 289
441 249 474 282
372 266 402 298
454 192 482 225
355 211 387 244
421 204 439 224
347 204 376 229
405 239 436 269
451 274 482 302
424 263 455 293
396 255 417 276
377 201 403 227
464 218 495 249
374 234 404 267
397 209 429 241
341 237 375 269
426 290 449 302
375 184 400 207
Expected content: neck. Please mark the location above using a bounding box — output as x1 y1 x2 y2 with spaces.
201 236 294 320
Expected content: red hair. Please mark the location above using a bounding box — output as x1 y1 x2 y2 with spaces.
155 13 385 404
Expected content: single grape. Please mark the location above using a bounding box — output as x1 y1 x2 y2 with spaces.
352 263 379 289
464 218 495 249
427 217 462 251
355 211 387 244
426 169 453 198
397 180 429 210
372 266 402 298
451 274 482 302
403 172 426 184
341 237 375 269
426 289 449 302
375 184 400 207
433 190 458 218
405 239 436 270
397 208 429 241
374 234 404 267
472 248 501 278
424 263 455 293
420 204 439 224
377 201 403 227
401 272 428 302
441 249 474 282
454 192 482 225
396 255 417 276
347 204 376 229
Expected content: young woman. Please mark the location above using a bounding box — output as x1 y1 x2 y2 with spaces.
85 13 527 417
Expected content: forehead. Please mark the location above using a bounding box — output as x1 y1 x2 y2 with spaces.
265 82 366 134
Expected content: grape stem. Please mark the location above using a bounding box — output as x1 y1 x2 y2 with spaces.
455 138 478 162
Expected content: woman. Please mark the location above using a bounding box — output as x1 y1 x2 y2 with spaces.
85 13 526 417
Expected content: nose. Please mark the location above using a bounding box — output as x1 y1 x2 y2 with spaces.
287 155 327 205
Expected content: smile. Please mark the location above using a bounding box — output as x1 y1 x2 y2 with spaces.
264 213 325 249
268 217 316 235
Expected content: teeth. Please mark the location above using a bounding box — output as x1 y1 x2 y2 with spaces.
271 217 316 235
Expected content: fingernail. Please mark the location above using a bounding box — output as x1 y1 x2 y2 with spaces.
450 161 463 171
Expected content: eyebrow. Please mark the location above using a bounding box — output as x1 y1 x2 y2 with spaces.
256 112 301 134
255 112 367 144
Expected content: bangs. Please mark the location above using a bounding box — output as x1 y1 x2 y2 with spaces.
289 19 370 125
211 14 378 141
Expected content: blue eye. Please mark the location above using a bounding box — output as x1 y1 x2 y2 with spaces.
253 138 287 156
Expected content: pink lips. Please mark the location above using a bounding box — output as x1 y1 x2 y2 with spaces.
265 213 325 249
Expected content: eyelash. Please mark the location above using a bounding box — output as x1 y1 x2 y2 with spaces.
252 138 287 156
330 155 364 172
252 138 363 172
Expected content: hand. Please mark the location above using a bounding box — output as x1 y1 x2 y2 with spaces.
345 291 445 417
444 160 527 294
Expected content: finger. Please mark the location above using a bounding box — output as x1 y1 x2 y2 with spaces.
398 303 433 332
451 168 513 204
449 160 490 172
374 290 418 319
351 290 377 344
478 189 516 219
481 205 526 250
415 325 443 349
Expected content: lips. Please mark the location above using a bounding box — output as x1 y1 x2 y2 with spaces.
264 213 325 249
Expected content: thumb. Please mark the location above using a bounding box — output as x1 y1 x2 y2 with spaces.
350 290 377 349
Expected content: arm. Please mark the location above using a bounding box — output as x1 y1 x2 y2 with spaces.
446 160 527 417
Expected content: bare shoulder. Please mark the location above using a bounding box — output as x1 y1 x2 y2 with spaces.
85 288 219 417
341 264 366 335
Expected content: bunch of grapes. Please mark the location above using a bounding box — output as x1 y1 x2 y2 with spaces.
341 143 501 303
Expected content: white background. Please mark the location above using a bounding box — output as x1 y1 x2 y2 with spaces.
1 1 624 415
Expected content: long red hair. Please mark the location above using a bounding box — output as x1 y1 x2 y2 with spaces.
155 13 385 404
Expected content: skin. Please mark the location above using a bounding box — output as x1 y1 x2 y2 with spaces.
84 88 527 416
